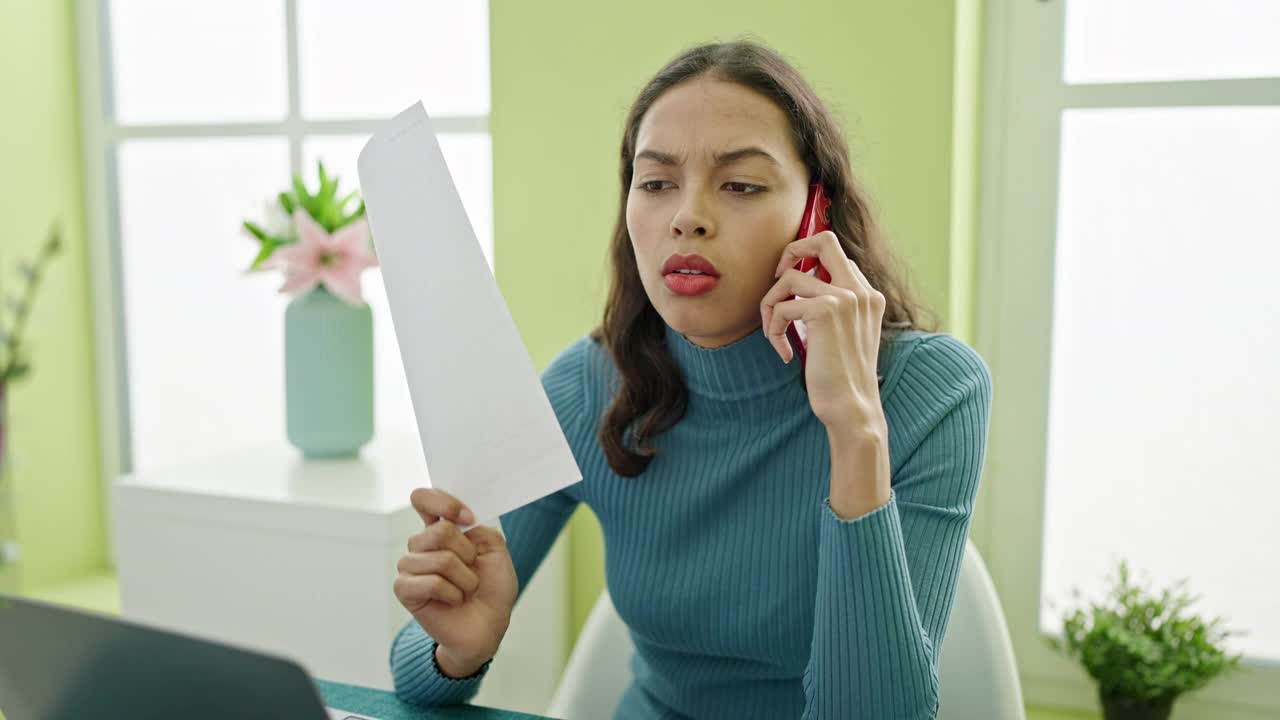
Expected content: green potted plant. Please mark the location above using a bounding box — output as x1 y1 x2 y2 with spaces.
1046 560 1245 720
0 224 61 586
242 162 379 459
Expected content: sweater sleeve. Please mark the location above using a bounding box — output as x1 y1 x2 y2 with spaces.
390 339 591 707
802 335 992 720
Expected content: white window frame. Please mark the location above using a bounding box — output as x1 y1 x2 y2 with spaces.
74 0 489 564
975 1 1280 717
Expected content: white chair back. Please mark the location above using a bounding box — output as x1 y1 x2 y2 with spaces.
545 587 633 719
937 541 1027 720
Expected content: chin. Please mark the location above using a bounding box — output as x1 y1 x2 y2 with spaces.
662 310 754 345
653 304 700 334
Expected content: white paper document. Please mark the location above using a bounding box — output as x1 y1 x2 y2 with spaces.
357 101 582 527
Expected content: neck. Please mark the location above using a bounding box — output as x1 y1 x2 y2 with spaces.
674 323 757 350
664 323 802 400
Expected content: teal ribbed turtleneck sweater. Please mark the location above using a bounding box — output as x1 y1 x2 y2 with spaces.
390 323 992 719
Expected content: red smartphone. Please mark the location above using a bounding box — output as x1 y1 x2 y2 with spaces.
784 183 831 367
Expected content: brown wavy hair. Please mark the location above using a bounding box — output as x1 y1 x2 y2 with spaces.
589 39 938 478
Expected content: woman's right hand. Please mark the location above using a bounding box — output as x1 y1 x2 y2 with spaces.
394 488 517 678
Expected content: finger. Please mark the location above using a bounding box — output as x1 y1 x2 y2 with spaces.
397 551 482 596
761 270 852 359
760 267 847 309
763 298 806 363
408 520 479 566
393 572 465 607
464 525 508 555
409 487 475 527
842 256 873 294
767 296 846 359
774 231 857 290
428 520 480 565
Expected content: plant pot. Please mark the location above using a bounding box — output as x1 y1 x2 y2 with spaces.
284 287 374 459
1100 692 1174 720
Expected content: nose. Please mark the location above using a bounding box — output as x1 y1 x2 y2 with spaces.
670 192 716 239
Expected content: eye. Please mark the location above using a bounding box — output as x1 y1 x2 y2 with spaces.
724 182 766 194
637 180 673 192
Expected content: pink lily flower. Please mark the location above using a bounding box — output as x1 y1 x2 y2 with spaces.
266 209 378 306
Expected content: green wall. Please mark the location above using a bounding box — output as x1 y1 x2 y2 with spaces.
0 1 105 592
489 0 982 649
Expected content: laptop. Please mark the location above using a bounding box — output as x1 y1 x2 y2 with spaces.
0 593 379 720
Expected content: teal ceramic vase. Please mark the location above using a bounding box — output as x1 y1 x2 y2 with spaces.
285 287 374 459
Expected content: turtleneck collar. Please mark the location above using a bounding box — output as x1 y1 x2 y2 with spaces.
663 323 802 401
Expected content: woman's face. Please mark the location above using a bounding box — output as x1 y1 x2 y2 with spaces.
627 76 811 349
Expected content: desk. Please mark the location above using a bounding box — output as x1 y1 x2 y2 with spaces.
318 679 553 720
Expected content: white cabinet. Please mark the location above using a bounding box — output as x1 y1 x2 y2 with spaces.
110 432 566 715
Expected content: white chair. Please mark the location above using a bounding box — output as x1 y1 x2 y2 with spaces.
546 540 1025 720
936 541 1026 720
545 586 635 719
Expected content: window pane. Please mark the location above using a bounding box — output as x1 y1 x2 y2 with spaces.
1040 107 1280 661
116 138 290 472
297 0 490 119
301 132 493 443
109 0 287 124
1064 0 1280 84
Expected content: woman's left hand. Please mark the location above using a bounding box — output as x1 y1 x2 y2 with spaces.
760 230 888 436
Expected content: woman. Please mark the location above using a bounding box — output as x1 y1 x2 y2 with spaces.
390 40 991 720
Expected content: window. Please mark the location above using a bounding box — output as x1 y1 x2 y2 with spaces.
978 1 1280 715
79 0 492 478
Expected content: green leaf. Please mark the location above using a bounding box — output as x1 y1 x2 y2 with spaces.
292 174 311 206
278 192 296 214
242 220 269 243
319 182 338 214
248 239 281 271
317 173 338 215
324 205 343 231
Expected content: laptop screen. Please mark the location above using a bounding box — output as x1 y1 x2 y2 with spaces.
0 594 331 720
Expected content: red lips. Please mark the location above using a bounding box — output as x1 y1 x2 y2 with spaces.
661 254 720 277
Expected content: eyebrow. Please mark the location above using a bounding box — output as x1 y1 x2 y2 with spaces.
635 146 781 168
